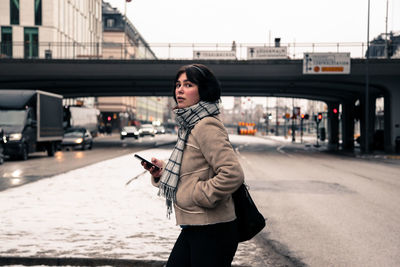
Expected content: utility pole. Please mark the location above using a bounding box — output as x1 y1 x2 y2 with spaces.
265 97 269 135
365 0 370 153
275 98 279 136
292 98 295 142
385 0 389 58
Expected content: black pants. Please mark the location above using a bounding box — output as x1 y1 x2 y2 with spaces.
166 220 238 267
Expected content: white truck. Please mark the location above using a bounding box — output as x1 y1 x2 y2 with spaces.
63 106 100 137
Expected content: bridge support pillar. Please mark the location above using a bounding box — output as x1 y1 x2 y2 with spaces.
387 84 400 153
342 100 355 151
359 95 376 153
327 102 340 151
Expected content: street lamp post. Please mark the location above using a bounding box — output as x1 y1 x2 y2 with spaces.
365 0 370 153
385 0 389 58
123 0 132 59
292 98 296 142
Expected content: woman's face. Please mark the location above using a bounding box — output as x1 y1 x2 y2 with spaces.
175 72 200 108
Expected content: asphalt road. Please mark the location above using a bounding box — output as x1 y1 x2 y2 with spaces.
0 134 175 192
1 133 400 266
232 135 400 267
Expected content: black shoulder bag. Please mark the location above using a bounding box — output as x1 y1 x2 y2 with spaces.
232 183 266 242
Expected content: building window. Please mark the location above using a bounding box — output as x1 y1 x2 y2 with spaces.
106 18 115 28
24 27 39 59
1 27 13 58
10 0 20 25
35 0 42 25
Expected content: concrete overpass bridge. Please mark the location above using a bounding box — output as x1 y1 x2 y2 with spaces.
0 58 399 153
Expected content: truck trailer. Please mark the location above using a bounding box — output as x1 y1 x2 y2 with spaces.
0 90 63 160
63 106 100 137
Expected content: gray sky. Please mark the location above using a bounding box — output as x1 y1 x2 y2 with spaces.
107 0 398 44
106 0 398 109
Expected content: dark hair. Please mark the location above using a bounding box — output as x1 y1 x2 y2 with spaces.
173 64 221 103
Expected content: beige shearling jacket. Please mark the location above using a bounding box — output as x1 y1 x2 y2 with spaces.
152 116 244 226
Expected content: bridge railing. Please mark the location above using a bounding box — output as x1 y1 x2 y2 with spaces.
0 41 399 60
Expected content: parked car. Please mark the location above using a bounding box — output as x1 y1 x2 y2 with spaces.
139 124 156 137
0 128 5 165
120 126 140 140
61 128 93 150
155 126 166 134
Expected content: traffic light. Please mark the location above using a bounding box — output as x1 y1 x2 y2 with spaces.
300 114 310 120
107 116 112 121
332 108 338 114
317 113 323 122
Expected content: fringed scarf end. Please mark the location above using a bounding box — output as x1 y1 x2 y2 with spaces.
166 199 173 219
158 183 176 219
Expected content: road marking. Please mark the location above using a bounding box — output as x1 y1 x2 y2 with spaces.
276 145 293 157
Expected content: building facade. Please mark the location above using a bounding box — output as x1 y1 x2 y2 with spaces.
102 1 156 60
0 0 102 59
368 32 400 59
96 2 162 132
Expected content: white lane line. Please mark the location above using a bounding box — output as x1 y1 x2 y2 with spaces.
276 144 293 157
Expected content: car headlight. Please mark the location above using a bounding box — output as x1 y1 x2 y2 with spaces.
121 131 127 136
74 138 83 144
9 133 22 141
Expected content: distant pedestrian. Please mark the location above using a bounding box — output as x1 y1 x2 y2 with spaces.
141 64 244 267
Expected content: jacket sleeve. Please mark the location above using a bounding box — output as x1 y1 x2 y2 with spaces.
150 160 166 187
191 117 244 208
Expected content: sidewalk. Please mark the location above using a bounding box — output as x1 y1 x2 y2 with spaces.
259 133 329 151
260 133 400 163
0 145 283 267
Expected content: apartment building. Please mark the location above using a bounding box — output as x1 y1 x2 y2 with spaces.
102 1 156 60
0 0 102 59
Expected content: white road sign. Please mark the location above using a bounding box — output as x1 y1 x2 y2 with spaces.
303 52 351 74
247 46 288 59
193 51 236 60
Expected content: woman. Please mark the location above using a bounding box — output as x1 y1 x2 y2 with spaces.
142 64 244 267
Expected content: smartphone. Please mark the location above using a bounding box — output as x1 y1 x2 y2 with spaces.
134 154 160 171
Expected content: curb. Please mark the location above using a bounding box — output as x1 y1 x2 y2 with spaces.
0 257 165 267
0 257 248 267
386 155 400 160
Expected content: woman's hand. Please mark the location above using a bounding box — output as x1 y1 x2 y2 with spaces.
141 157 163 178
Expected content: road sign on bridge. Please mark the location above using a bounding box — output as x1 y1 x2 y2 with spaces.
303 52 350 74
193 51 236 60
247 46 288 59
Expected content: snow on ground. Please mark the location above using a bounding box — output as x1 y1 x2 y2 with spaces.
0 148 177 261
0 137 268 265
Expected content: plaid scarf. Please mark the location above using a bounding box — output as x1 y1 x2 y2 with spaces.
159 101 220 218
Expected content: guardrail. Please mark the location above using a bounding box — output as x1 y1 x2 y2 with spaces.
0 41 399 60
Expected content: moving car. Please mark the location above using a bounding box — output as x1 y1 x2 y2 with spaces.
61 128 93 150
139 124 156 137
120 126 140 140
155 126 166 134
